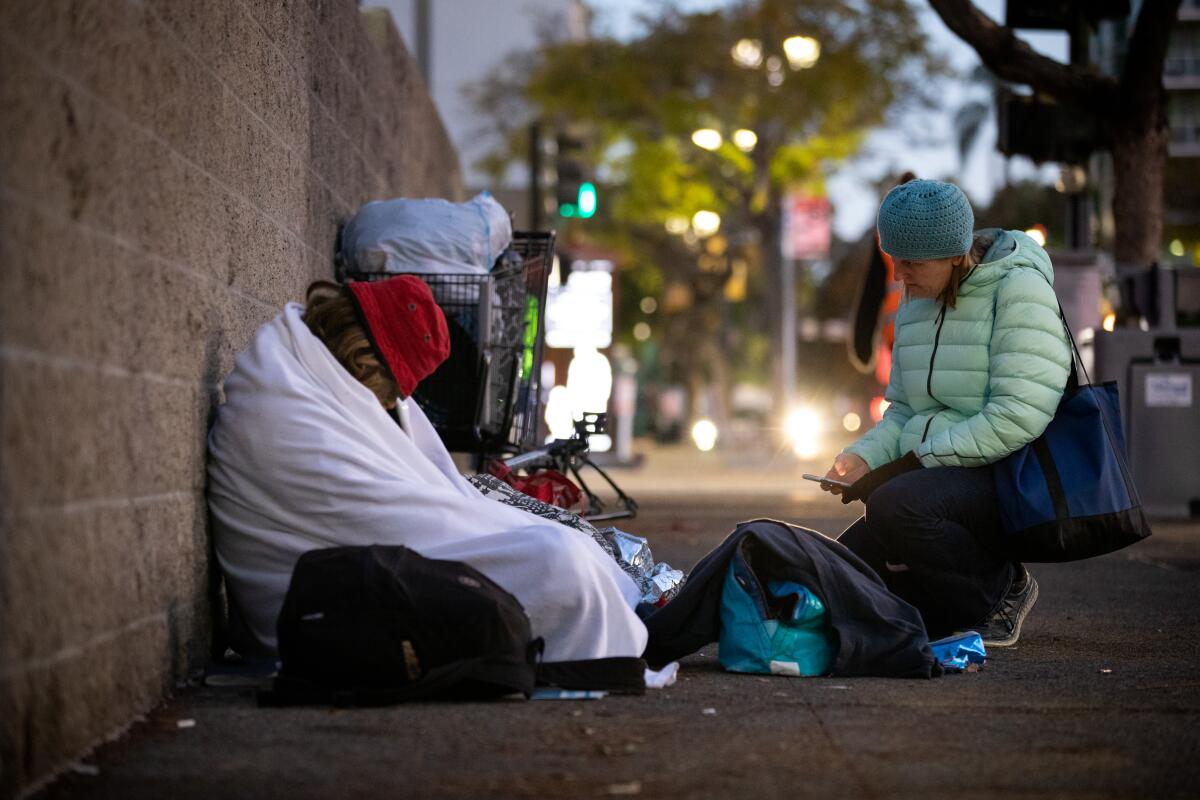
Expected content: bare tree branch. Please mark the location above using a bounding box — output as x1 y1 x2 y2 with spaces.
926 0 1118 113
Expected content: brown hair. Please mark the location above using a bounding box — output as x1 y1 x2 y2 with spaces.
302 281 401 408
935 233 992 310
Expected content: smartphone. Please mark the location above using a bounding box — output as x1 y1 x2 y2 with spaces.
802 473 852 489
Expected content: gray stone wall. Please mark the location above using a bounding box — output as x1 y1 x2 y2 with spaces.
0 1 462 794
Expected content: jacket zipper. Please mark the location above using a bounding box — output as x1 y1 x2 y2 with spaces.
922 305 949 443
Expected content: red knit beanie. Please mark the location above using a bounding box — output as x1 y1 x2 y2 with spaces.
347 276 450 398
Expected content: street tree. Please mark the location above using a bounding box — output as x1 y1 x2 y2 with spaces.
473 0 941 414
927 0 1184 266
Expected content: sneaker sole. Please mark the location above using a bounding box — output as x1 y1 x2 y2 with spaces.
982 578 1039 648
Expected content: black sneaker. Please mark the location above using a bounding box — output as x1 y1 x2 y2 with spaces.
975 566 1039 648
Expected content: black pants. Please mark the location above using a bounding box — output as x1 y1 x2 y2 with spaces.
837 465 1016 638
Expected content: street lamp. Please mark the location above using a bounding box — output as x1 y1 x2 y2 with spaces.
732 129 758 152
731 38 763 68
665 215 690 235
782 35 820 69
691 128 723 151
692 210 721 237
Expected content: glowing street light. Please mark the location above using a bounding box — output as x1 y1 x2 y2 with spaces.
1024 226 1047 247
731 38 763 68
783 35 820 69
665 215 690 235
691 210 721 237
732 128 758 152
691 128 723 151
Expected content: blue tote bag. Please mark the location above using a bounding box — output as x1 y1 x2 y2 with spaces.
993 314 1151 562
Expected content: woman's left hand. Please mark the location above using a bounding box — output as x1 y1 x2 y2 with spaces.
822 453 869 495
840 451 923 504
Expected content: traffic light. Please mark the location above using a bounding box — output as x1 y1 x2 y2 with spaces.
997 89 1100 165
561 182 597 219
555 133 597 219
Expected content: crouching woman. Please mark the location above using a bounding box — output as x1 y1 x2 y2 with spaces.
824 179 1071 647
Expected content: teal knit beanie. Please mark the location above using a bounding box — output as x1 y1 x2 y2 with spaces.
877 179 974 261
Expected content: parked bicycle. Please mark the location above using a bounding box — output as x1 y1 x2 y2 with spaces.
500 412 638 522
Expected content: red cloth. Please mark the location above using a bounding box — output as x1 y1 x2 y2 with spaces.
348 276 450 397
488 461 584 512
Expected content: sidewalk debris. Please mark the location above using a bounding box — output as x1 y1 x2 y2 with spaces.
531 689 608 700
930 631 987 672
701 707 718 716
602 530 686 606
604 780 642 795
176 719 196 729
644 661 679 689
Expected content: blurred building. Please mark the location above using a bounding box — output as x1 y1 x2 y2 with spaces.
1094 0 1200 261
378 0 588 207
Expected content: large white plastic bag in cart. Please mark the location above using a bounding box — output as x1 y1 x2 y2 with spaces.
339 192 512 275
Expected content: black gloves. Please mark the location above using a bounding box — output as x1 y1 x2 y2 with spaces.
842 451 923 504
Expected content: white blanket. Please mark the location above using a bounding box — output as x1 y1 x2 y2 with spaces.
207 304 647 661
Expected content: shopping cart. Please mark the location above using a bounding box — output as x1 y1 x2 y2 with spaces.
342 229 637 521
342 231 554 457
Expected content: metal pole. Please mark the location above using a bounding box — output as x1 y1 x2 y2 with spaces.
414 0 431 84
529 122 543 231
781 256 797 414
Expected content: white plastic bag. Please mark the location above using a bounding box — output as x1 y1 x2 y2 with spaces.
340 192 512 275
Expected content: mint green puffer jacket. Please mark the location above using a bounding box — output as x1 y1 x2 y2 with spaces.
844 229 1072 471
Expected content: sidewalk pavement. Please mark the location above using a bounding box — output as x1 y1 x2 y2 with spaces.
35 444 1200 799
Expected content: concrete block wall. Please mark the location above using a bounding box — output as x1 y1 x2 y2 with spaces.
0 1 462 794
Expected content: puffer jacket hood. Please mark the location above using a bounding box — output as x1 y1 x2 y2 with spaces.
959 228 1054 294
844 229 1072 471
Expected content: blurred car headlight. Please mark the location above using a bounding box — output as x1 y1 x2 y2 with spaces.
691 419 719 452
784 407 821 459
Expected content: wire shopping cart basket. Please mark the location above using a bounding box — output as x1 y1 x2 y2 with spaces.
342 231 555 456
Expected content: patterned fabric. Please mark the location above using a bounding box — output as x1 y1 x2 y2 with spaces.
877 179 975 261
845 229 1072 470
468 474 646 587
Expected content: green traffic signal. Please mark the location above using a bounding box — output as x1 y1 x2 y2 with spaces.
577 182 597 218
559 182 597 219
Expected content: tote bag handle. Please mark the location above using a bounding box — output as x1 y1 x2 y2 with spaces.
1053 300 1106 394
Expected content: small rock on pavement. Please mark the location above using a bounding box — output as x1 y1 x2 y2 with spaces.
605 781 642 796
701 707 717 716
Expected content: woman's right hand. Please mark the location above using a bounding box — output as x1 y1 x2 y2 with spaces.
822 452 869 495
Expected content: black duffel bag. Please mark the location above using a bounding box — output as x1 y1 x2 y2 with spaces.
260 545 539 706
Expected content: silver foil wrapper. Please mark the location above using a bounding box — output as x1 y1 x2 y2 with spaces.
607 530 655 575
643 562 686 605
601 529 686 606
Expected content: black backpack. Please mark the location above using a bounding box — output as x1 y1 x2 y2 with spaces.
260 545 540 706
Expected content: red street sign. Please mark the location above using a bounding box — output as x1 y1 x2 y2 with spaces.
782 194 831 260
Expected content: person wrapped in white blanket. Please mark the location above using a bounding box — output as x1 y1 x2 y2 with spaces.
207 276 648 663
